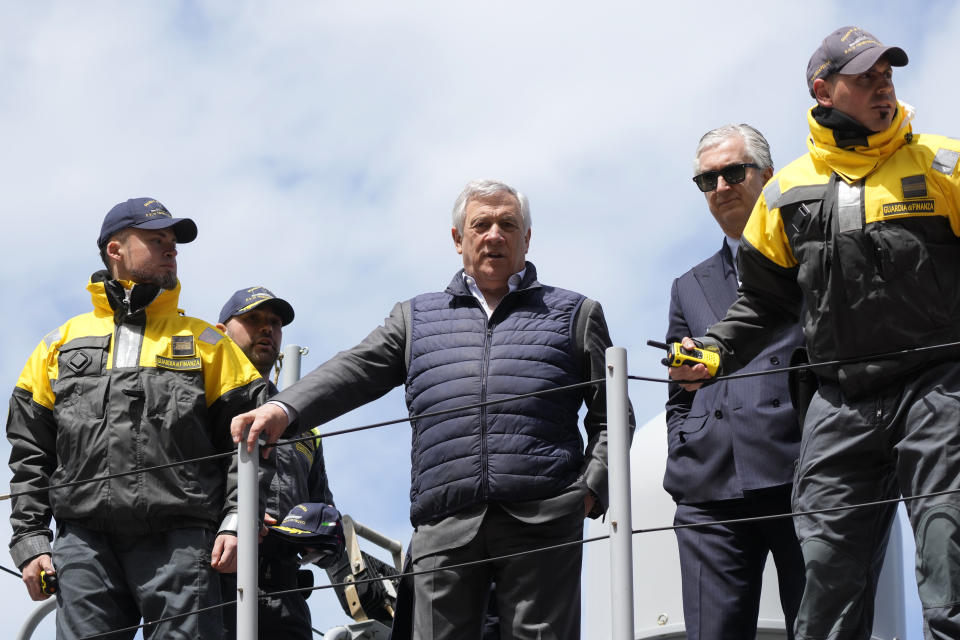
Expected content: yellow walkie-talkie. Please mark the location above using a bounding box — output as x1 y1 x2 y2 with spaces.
647 340 720 376
40 570 58 595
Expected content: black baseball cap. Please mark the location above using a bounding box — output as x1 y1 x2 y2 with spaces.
269 503 344 552
97 197 198 248
218 286 295 326
807 26 908 98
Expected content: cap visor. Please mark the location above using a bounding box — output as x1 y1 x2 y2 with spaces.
841 46 908 74
268 526 337 546
134 217 198 243
229 298 295 326
263 299 295 326
268 525 315 541
883 46 908 67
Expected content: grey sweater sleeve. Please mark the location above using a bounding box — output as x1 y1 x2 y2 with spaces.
272 301 410 432
577 299 635 517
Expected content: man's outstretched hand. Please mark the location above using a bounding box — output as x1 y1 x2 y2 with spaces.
231 402 289 457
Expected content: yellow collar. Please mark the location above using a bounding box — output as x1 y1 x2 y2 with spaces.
88 277 183 317
806 101 915 183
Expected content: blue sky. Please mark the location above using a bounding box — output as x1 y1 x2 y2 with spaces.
2 2 958 636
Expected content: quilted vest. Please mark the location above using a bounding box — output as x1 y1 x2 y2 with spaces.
405 268 586 525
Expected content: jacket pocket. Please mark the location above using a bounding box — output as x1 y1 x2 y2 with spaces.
53 335 111 420
143 368 211 458
138 367 215 509
866 225 950 329
791 201 829 298
51 336 111 488
672 412 708 448
671 411 730 469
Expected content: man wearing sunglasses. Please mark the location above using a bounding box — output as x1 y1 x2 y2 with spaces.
663 124 805 640
670 27 960 639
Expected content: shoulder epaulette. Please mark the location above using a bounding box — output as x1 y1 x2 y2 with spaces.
42 328 61 350
762 179 781 209
932 148 960 176
199 327 223 345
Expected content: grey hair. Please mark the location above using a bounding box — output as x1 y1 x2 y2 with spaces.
452 179 531 235
693 124 773 175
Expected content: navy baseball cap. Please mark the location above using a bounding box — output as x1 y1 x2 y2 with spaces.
269 503 344 552
218 286 295 326
807 27 908 98
97 198 198 248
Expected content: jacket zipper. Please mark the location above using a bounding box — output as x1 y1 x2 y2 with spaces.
480 315 493 501
113 291 147 510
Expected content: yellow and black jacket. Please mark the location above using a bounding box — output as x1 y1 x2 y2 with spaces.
703 102 960 398
7 271 268 568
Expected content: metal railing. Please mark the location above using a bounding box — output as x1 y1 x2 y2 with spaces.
233 345 637 637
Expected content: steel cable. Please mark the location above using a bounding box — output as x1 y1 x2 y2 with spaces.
1 378 604 501
14 337 960 500
64 484 960 638
9 340 960 637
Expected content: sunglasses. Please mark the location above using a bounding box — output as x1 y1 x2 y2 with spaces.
692 163 759 192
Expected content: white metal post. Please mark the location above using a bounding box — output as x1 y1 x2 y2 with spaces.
280 344 305 390
605 346 634 639
237 343 305 636
237 433 260 640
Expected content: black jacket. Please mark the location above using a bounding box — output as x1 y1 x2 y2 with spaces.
7 273 267 568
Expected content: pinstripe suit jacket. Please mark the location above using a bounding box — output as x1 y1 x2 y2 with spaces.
663 240 804 504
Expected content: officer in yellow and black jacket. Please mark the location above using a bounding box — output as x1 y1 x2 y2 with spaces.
670 28 960 640
6 197 268 639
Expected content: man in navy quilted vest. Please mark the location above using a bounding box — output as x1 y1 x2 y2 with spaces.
231 178 632 639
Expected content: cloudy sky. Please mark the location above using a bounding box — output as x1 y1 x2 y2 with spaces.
2 1 958 637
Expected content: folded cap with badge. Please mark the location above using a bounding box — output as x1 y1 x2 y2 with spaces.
268 503 345 570
807 26 908 98
269 503 345 556
97 197 198 248
218 286 295 326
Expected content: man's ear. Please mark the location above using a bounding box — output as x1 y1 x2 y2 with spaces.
452 227 463 255
216 322 227 333
105 239 125 272
812 77 833 108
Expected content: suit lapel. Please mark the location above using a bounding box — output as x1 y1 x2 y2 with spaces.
693 241 739 321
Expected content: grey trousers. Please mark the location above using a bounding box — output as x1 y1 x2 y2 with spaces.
51 523 222 640
411 504 583 640
793 362 960 640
